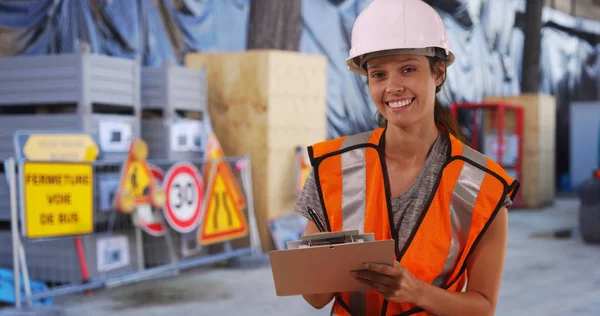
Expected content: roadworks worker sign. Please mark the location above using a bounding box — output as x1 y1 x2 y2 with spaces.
198 164 248 245
120 160 154 204
113 140 165 213
22 162 94 239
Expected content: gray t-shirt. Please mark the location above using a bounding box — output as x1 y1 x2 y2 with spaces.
295 131 512 253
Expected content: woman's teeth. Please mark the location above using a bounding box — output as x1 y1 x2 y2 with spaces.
387 98 414 108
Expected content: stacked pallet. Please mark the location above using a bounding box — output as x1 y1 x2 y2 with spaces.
141 64 209 160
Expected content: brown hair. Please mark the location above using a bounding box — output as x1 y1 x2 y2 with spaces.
374 55 470 145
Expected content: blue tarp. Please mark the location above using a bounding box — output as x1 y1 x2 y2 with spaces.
141 0 178 67
0 0 84 55
167 0 249 56
300 0 376 139
95 0 142 59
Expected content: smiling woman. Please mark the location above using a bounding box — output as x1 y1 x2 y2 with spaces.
293 0 520 315
367 53 469 146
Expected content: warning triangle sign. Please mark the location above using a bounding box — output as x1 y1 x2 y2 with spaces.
203 133 246 209
199 164 249 245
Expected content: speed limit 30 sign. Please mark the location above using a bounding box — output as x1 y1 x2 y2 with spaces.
163 162 205 233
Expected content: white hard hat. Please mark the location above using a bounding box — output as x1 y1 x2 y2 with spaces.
346 0 455 76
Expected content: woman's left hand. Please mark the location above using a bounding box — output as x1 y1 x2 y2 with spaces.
352 261 424 304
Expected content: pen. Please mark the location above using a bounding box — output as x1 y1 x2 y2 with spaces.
307 206 326 232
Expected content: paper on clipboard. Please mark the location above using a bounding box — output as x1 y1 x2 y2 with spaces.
268 230 395 296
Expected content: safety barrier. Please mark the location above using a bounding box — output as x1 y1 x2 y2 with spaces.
3 135 262 308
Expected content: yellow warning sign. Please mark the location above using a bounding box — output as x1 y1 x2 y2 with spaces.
199 165 248 245
23 162 94 239
121 161 153 201
203 133 246 209
23 134 99 162
114 140 165 213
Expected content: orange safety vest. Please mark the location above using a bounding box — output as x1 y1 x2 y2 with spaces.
307 128 519 316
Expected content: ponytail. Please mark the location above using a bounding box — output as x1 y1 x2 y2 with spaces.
434 98 470 145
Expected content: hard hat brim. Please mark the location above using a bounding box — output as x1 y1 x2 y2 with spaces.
346 48 455 76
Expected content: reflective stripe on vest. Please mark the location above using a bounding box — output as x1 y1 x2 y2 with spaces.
308 128 518 316
431 144 487 287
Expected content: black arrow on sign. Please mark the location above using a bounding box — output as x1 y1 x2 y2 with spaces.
213 191 234 230
212 192 220 230
222 192 233 227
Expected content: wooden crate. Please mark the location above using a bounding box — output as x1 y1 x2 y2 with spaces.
185 50 328 251
484 94 556 209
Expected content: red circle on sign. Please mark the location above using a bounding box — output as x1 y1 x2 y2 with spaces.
163 162 205 233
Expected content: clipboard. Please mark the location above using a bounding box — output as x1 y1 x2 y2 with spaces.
268 230 395 296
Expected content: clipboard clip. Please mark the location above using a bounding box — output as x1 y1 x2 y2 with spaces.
306 235 356 247
288 230 374 249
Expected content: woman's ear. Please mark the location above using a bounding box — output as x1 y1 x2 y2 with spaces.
434 60 446 86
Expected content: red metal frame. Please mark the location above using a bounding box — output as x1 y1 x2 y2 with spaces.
451 102 524 207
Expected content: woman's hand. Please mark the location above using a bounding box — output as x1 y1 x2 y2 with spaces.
352 261 424 305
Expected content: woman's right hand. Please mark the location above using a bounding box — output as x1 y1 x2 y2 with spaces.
301 220 335 309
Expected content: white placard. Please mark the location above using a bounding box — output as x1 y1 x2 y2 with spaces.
170 120 203 152
181 231 203 257
99 121 132 152
187 121 204 153
97 235 130 272
170 121 189 152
